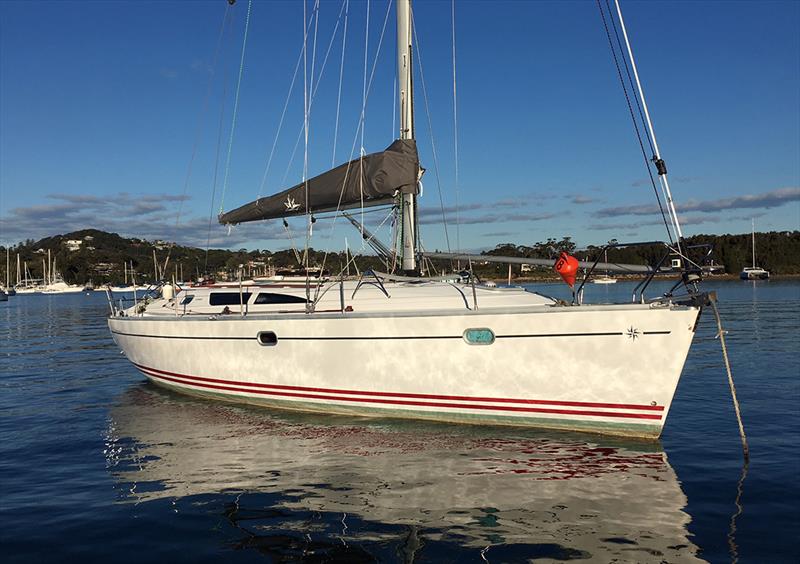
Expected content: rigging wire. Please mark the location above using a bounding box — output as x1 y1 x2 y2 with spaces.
606 0 655 159
160 1 232 277
612 0 684 251
256 2 319 199
278 2 349 188
205 11 237 274
332 0 349 167
451 0 461 258
219 0 253 215
359 0 371 238
410 16 451 254
596 0 674 244
303 0 312 289
313 0 394 296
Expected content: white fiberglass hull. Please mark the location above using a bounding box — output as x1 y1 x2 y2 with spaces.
109 302 700 438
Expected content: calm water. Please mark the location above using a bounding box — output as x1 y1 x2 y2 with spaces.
1 280 798 562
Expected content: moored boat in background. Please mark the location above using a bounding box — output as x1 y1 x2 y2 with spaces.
740 220 770 280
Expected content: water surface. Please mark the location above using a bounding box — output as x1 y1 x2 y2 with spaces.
1 280 798 562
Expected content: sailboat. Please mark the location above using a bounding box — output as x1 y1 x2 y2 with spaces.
108 0 709 438
740 219 769 280
3 247 16 297
592 250 618 284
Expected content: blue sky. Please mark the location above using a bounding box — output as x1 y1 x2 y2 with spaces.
1 0 798 253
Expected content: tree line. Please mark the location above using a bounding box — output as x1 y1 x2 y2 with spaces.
2 229 798 286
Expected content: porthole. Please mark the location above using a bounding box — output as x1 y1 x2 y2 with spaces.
463 328 495 345
257 331 278 346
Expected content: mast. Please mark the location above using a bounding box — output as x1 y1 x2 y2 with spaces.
397 0 417 272
751 218 756 268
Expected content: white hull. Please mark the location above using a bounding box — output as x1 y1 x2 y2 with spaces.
15 282 85 294
740 267 769 280
109 292 700 438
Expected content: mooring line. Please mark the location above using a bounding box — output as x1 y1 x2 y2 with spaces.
708 291 749 461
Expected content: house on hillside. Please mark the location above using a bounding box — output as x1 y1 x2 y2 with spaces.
65 239 83 252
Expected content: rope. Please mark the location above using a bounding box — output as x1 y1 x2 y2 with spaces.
219 0 253 215
282 220 303 267
709 293 750 461
411 17 451 254
596 0 673 244
727 458 748 564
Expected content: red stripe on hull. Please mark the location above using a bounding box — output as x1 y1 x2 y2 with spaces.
132 362 663 412
136 367 663 421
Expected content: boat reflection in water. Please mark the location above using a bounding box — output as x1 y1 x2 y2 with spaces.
106 385 702 562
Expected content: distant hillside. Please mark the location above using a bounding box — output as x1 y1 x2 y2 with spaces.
0 229 373 286
1 229 798 286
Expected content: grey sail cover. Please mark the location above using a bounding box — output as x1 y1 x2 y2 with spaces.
218 139 419 225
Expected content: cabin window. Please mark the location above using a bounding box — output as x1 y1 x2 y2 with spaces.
253 292 308 305
257 331 278 346
180 295 194 305
463 328 495 345
209 292 252 306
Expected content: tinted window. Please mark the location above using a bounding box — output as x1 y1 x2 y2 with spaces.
253 293 307 305
209 292 252 306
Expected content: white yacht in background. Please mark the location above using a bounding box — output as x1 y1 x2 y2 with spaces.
14 249 84 294
4 248 15 297
591 250 618 284
740 220 769 280
592 275 618 285
108 0 709 438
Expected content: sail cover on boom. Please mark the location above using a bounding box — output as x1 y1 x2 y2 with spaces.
219 139 419 225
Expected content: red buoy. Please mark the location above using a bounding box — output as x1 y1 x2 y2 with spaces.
554 251 579 288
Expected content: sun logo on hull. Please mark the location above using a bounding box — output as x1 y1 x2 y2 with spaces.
626 326 640 341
